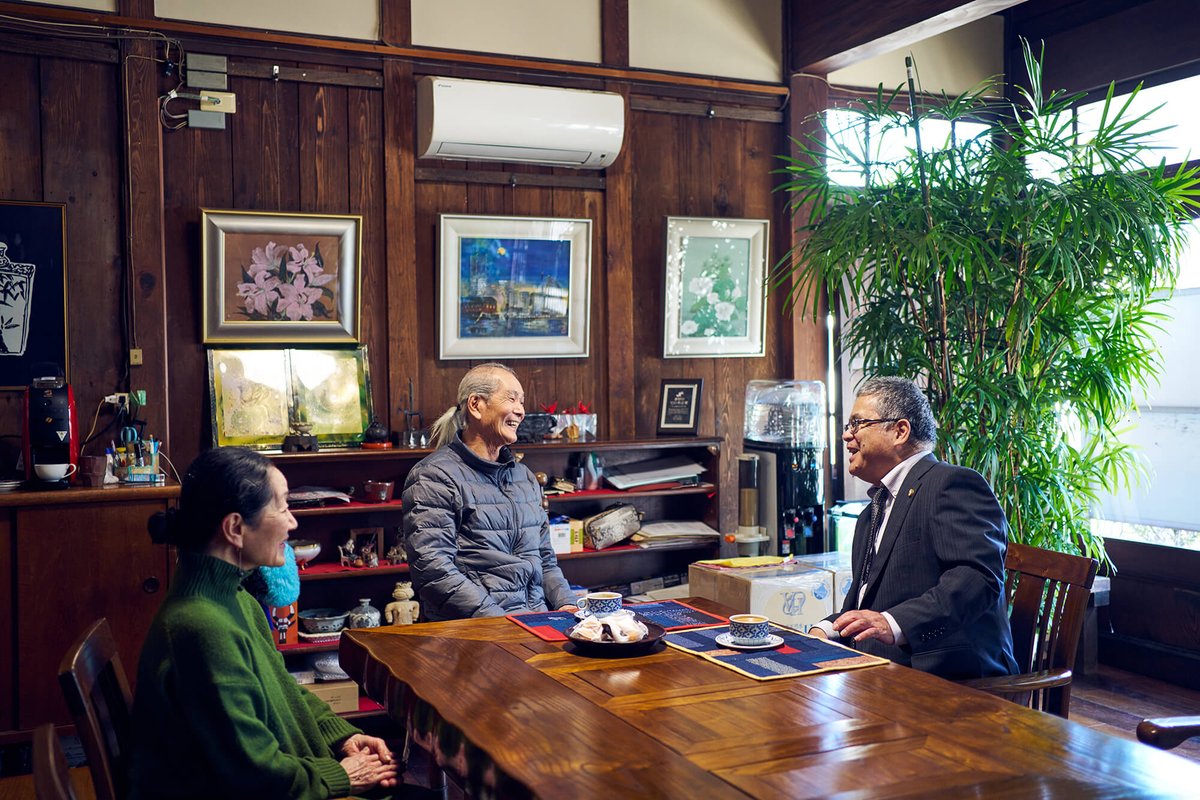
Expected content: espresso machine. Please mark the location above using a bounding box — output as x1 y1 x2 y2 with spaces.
23 365 79 487
742 380 828 556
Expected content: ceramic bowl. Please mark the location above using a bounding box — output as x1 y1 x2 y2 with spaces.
291 539 322 567
298 608 348 634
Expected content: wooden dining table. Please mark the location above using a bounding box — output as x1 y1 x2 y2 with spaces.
339 598 1200 798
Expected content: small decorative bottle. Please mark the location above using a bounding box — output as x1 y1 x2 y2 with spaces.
347 598 381 629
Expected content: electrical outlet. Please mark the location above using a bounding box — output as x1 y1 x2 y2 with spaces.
200 91 236 114
130 348 143 366
104 393 129 407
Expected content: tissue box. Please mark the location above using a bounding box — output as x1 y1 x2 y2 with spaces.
688 563 835 632
793 551 856 610
306 680 359 713
548 515 572 555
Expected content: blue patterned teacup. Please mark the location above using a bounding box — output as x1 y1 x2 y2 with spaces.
728 614 770 645
577 591 623 617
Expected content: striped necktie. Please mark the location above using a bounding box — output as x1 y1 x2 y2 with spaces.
859 485 890 592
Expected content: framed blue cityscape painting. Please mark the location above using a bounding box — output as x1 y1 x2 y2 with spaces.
438 215 592 359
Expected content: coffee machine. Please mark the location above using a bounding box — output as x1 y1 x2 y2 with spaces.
23 365 79 487
742 380 828 556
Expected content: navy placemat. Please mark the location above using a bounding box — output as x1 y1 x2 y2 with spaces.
508 600 727 642
664 624 889 680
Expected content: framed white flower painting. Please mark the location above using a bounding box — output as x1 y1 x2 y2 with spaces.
201 209 362 344
662 217 768 358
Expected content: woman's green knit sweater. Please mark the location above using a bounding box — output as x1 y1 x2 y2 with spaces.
129 552 358 799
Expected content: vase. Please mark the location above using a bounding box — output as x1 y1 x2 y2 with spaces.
346 598 381 629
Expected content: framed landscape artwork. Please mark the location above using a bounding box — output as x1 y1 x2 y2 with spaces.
438 214 592 359
207 346 373 449
201 209 362 344
0 201 68 389
663 216 768 358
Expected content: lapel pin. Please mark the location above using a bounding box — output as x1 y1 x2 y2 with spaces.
908 488 916 497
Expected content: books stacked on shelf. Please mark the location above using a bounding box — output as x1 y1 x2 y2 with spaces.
287 486 352 508
604 456 705 490
631 520 720 550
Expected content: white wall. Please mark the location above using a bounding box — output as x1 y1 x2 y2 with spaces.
20 0 115 10
411 0 601 64
629 0 781 83
828 16 1003 95
155 0 379 41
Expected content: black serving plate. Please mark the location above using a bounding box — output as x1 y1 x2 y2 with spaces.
564 618 666 658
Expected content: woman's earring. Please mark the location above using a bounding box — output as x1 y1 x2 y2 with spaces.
237 546 243 572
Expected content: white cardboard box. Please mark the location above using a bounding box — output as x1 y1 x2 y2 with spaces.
549 518 572 554
793 551 855 611
688 563 835 632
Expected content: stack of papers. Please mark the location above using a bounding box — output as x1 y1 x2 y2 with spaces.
604 456 706 490
631 520 721 549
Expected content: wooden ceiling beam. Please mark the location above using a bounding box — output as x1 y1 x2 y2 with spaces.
789 0 1028 74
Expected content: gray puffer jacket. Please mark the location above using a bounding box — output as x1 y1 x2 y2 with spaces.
403 433 574 621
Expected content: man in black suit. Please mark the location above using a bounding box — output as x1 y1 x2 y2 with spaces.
811 377 1018 680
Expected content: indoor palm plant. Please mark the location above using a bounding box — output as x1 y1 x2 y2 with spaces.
775 42 1200 561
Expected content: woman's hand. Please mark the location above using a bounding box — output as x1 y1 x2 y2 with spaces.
339 752 399 792
340 734 398 790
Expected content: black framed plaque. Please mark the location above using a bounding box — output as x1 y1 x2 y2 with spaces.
657 378 702 436
0 201 68 389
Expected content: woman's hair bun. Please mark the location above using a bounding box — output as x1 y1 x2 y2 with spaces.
147 507 180 544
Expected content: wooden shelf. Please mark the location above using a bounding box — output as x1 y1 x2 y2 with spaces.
278 639 341 654
547 483 715 504
299 562 409 581
340 696 385 720
556 541 717 561
290 499 402 517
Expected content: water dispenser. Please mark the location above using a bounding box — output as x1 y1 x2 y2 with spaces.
742 380 828 555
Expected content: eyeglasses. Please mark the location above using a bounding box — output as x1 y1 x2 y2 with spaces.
843 417 902 434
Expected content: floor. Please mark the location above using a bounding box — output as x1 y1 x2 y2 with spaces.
1072 665 1200 764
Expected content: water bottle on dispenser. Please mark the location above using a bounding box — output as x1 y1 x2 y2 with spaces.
743 380 828 555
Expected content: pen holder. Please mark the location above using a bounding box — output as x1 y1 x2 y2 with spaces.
115 451 162 484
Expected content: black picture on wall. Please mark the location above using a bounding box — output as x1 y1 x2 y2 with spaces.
657 378 703 436
0 201 68 390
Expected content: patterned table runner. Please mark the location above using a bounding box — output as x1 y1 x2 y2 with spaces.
508 600 728 642
664 624 889 680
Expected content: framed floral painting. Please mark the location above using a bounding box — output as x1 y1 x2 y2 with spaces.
201 209 361 344
662 217 768 358
438 214 592 359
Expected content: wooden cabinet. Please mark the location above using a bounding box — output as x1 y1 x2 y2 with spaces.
269 437 722 648
1 485 177 735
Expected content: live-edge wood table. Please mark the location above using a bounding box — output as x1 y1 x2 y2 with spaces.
339 598 1200 799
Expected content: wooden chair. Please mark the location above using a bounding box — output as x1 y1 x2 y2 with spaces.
1137 717 1200 750
962 542 1098 718
57 619 134 800
33 723 79 800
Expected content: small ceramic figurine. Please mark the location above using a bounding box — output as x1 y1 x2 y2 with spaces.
384 581 420 626
363 548 379 568
338 537 356 568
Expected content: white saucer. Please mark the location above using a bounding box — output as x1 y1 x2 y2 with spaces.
714 632 784 651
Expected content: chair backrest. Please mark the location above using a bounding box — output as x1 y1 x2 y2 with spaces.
33 723 79 800
1004 542 1098 717
57 618 134 800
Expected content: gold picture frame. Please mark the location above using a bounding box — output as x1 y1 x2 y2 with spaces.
207 346 372 450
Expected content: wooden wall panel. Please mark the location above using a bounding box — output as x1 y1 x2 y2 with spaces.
40 57 123 434
0 29 814 544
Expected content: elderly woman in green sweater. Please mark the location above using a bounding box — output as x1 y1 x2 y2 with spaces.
129 447 398 799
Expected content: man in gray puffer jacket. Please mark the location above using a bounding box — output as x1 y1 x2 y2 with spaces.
403 363 578 621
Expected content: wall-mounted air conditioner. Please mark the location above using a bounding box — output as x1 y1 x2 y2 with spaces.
417 76 625 170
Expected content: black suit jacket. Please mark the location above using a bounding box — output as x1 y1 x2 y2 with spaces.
827 454 1018 680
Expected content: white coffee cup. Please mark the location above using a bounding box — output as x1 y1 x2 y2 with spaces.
34 463 77 481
